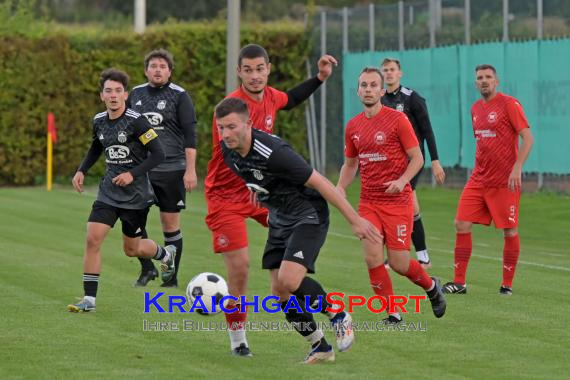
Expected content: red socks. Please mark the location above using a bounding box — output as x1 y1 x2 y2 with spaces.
404 260 433 290
368 264 394 310
454 232 472 285
225 303 247 330
502 235 521 288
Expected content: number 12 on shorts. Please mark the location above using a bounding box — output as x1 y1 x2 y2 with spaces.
397 224 407 245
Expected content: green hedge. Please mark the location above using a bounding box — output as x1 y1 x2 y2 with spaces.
0 22 309 185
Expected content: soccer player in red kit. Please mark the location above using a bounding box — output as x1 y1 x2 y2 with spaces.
204 44 338 356
442 64 534 296
337 67 447 323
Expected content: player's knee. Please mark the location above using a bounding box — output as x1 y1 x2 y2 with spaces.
504 228 518 237
364 249 384 269
277 272 301 293
271 282 288 300
454 220 471 233
122 243 139 257
390 262 407 275
85 234 103 252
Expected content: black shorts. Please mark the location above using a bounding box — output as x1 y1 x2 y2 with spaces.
88 201 149 238
149 170 186 213
262 220 329 274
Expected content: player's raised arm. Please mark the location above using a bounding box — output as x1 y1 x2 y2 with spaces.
282 54 338 110
305 170 382 244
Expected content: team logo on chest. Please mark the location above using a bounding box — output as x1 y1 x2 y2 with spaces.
117 131 127 143
374 131 386 145
251 169 264 180
487 111 498 123
157 100 166 110
265 116 273 128
396 103 404 112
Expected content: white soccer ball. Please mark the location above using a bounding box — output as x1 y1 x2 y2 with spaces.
186 272 229 315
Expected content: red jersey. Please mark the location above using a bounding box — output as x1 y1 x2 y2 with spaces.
345 106 419 205
468 93 529 188
205 86 289 202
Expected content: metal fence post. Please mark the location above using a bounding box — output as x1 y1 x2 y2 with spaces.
134 0 146 34
429 0 436 48
503 0 509 42
343 7 349 54
537 0 543 39
320 11 327 173
465 0 471 45
399 1 404 51
369 3 375 51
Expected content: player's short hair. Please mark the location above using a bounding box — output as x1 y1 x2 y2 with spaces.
381 58 401 69
99 68 129 91
215 97 250 119
358 66 384 85
238 44 269 66
475 64 497 75
144 49 174 71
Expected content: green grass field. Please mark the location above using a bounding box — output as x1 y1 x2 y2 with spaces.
1 186 569 379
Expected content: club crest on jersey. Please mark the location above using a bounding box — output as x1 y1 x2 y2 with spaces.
396 103 404 112
251 169 264 180
487 112 498 123
118 131 127 143
157 100 166 110
374 131 386 145
216 234 229 248
265 116 273 128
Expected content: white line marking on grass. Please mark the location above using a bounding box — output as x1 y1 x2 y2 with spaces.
328 231 570 272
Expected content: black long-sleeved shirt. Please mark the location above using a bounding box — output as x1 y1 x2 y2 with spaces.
382 85 439 161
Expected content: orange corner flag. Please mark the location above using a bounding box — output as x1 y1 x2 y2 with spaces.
47 112 57 143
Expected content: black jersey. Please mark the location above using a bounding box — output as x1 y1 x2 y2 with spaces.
129 81 197 172
221 128 328 228
85 109 159 209
382 85 439 161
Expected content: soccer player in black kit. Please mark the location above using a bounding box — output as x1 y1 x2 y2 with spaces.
381 58 446 269
67 68 176 313
215 97 382 364
129 49 198 288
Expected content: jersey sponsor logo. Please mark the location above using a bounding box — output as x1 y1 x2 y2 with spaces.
157 100 167 110
143 112 164 126
251 169 264 180
374 131 386 145
118 131 127 143
105 145 130 160
396 103 404 112
358 152 387 162
135 100 142 106
474 129 496 139
246 183 270 195
487 111 498 123
139 129 158 145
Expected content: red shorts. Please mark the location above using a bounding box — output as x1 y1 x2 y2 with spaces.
205 199 269 253
456 186 520 228
359 201 414 251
